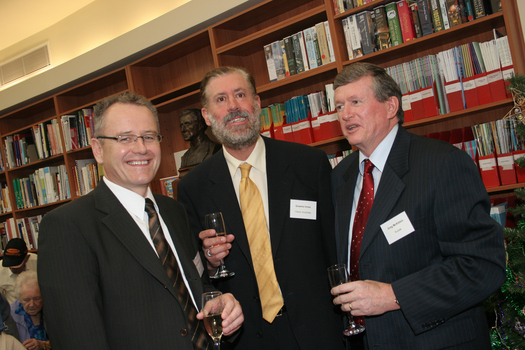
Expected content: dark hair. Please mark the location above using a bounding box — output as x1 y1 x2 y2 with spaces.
334 62 404 124
200 66 257 109
93 92 159 137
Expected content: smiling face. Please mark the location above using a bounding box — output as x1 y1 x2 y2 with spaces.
201 73 261 152
91 103 161 197
334 75 399 157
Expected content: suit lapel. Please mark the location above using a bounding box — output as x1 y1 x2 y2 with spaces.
93 182 180 300
359 128 409 258
265 138 292 255
207 153 253 267
337 154 359 265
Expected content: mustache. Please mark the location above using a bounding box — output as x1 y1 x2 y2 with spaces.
223 110 251 125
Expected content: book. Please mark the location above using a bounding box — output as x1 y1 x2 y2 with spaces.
310 26 323 67
397 0 416 43
386 2 404 46
291 33 306 74
159 176 179 198
297 31 310 71
373 6 391 50
429 0 445 32
324 21 336 63
409 2 423 38
445 0 463 27
303 27 319 69
472 0 486 18
356 12 376 55
283 36 297 76
342 17 355 60
315 22 332 65
438 0 451 29
348 14 364 58
417 0 434 36
264 44 278 82
270 41 285 80
280 40 290 77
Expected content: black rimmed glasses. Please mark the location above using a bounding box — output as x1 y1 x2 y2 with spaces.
97 133 163 145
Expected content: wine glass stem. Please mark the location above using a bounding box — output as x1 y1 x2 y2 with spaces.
213 339 221 350
219 259 227 271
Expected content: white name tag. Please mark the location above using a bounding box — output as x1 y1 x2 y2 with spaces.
380 211 415 245
290 200 317 220
193 252 204 277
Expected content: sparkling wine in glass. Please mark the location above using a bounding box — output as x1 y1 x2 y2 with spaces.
202 291 225 350
205 212 235 279
327 263 365 336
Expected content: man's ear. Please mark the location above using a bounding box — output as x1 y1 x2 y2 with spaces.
91 138 104 165
201 108 212 127
386 96 399 120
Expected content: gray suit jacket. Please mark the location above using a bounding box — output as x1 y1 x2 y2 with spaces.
332 127 506 349
38 181 212 350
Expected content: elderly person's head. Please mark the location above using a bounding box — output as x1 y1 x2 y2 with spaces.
15 270 42 317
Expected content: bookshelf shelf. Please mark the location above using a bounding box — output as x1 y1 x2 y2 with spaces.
0 0 522 244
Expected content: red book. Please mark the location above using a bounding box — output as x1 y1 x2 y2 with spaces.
397 0 416 42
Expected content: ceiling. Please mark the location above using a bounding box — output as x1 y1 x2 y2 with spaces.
0 0 94 52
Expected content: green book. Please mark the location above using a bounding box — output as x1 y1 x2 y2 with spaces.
386 2 403 47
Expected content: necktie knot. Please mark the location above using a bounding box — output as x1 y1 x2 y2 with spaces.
364 159 375 175
240 163 252 179
144 198 156 218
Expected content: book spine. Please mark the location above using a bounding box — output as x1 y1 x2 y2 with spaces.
291 33 305 74
264 44 277 82
472 0 486 18
438 0 451 28
429 0 445 32
374 6 392 50
398 0 416 42
315 22 331 65
409 2 423 38
348 15 364 57
283 36 297 76
297 31 310 71
324 21 336 63
357 12 375 55
386 2 404 46
303 28 319 69
342 17 354 60
446 0 462 27
417 0 434 36
271 41 285 80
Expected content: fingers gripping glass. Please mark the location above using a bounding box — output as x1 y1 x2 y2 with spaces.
97 133 163 144
327 264 365 336
205 212 235 279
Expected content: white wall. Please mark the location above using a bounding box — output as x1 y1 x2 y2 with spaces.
0 0 262 113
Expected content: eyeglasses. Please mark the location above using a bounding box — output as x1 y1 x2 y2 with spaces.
97 133 163 145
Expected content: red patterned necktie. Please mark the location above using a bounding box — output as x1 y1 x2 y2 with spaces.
350 160 375 326
145 198 209 350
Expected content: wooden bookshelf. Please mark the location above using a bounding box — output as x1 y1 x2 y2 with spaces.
0 0 522 241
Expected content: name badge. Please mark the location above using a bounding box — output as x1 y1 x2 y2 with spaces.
193 252 204 276
290 200 317 220
380 211 415 245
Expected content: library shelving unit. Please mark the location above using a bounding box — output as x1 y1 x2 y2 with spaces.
0 0 523 237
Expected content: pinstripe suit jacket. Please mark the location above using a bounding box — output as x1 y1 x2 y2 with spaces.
37 181 212 350
332 127 505 349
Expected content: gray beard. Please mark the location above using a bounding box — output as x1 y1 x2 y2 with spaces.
209 110 261 150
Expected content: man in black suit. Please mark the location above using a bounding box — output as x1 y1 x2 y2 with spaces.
330 62 506 349
177 66 344 350
37 92 243 350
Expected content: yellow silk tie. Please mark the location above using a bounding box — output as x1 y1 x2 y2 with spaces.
239 163 284 323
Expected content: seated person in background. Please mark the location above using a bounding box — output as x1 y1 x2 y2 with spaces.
10 271 50 350
0 310 24 350
0 239 37 304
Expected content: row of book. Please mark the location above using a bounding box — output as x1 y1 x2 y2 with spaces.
61 107 95 151
385 34 513 121
471 119 525 188
327 149 354 168
160 175 178 199
264 21 335 82
3 119 63 170
259 84 343 145
12 165 70 210
341 0 501 61
0 183 11 214
71 158 103 196
0 215 42 252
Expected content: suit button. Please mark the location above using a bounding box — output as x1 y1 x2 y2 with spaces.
180 329 188 336
257 331 263 338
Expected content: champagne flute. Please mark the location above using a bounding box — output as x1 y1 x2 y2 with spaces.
202 291 225 350
327 263 365 336
205 212 235 279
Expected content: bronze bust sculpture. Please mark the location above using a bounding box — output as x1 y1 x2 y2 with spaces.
179 109 221 169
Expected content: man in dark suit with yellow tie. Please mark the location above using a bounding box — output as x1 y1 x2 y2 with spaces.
37 92 244 350
330 62 506 349
177 66 344 350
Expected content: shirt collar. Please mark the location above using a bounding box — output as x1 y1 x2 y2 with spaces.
223 136 266 177
358 124 398 174
103 177 156 218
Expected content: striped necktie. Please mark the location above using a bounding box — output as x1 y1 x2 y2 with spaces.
145 198 209 349
239 163 284 323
